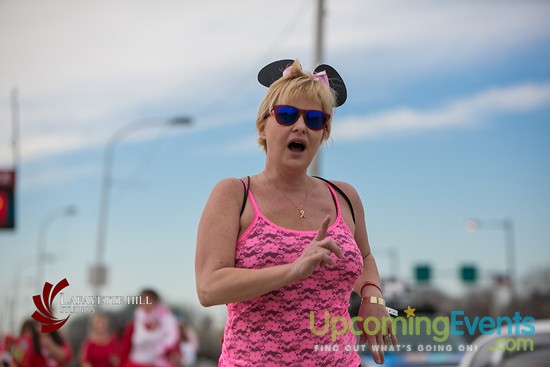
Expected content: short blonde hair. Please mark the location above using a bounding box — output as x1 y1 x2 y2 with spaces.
256 60 336 152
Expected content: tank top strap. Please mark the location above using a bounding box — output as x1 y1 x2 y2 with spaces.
324 181 343 221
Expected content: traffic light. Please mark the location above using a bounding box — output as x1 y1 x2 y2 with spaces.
0 170 15 229
415 264 431 283
460 265 477 283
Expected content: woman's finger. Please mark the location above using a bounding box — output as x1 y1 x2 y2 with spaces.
317 238 343 259
376 331 385 364
366 333 382 365
390 331 399 347
313 215 331 241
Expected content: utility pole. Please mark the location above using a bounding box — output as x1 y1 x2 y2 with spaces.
310 0 324 177
11 87 20 170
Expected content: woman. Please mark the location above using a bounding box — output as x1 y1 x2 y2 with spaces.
175 320 198 367
13 319 72 367
196 59 397 366
120 289 180 367
80 313 120 367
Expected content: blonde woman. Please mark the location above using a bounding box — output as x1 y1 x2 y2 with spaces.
196 59 397 366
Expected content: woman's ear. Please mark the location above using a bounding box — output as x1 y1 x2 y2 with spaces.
258 122 266 138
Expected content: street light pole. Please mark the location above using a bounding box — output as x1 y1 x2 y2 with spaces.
465 218 517 296
388 247 400 280
93 116 192 297
35 205 77 290
10 257 35 333
502 219 516 294
377 246 400 280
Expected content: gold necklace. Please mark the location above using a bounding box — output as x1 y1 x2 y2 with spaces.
281 180 311 219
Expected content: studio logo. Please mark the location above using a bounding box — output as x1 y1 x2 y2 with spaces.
31 278 70 333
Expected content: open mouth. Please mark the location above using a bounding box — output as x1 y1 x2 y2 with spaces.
288 141 306 153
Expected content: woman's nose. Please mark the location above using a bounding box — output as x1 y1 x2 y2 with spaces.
292 115 307 132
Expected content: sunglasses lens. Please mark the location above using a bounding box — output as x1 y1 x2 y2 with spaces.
274 106 299 125
305 111 328 130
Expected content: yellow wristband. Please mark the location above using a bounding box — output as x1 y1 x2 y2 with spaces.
361 296 385 306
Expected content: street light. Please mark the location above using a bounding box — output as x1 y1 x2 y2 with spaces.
93 116 192 297
465 218 516 295
35 205 77 290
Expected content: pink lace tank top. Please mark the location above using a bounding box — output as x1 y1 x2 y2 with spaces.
219 181 363 367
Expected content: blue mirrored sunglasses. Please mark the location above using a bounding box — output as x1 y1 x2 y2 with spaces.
271 105 330 130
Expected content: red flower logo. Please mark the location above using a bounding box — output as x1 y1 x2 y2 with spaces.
31 278 70 333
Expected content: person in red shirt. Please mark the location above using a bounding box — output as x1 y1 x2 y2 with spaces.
80 313 120 367
13 319 72 367
1 333 18 367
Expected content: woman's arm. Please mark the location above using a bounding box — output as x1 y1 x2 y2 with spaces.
195 178 342 307
332 181 398 365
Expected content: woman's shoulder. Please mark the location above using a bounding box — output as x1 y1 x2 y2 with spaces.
207 177 248 210
211 177 247 193
317 178 362 204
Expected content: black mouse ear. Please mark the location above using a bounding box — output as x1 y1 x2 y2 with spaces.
258 59 295 87
314 64 347 107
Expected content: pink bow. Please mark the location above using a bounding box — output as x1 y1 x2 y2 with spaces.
283 66 330 87
312 70 329 87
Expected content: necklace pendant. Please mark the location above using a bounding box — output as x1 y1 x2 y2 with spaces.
299 209 305 218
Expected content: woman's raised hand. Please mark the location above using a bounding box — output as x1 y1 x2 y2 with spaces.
291 215 343 280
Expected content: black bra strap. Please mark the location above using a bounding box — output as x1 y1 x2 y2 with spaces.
313 176 356 224
239 176 250 216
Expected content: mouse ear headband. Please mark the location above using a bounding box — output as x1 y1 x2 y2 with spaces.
257 59 347 107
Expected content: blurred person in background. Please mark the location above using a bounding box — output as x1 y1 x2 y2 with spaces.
120 289 180 367
80 313 120 367
1 334 17 367
11 319 72 367
175 320 198 367
196 59 397 366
